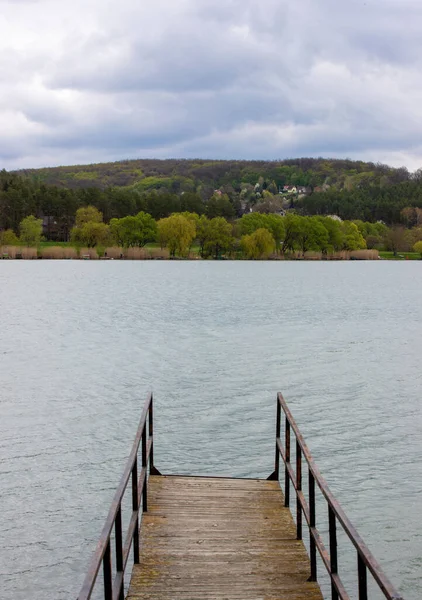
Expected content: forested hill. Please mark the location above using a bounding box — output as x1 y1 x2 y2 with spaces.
1 157 422 234
16 157 413 192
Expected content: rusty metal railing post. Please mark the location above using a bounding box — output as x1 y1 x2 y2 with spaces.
358 553 368 600
309 470 317 581
284 417 290 507
296 439 302 540
149 394 154 471
103 540 112 600
142 424 148 512
274 395 281 480
115 505 124 600
132 458 140 564
329 506 339 600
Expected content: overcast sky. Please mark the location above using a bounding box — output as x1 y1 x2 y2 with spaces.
1 0 422 170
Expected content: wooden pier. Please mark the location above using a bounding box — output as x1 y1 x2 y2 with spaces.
77 393 404 600
127 475 322 600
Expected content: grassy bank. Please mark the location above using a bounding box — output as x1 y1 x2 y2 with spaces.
378 251 421 260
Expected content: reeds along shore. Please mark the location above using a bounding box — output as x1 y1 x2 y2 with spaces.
0 246 380 260
0 246 172 260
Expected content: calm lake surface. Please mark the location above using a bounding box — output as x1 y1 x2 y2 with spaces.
0 261 421 599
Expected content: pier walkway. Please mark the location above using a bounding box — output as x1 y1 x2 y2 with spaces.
127 475 322 600
77 393 404 600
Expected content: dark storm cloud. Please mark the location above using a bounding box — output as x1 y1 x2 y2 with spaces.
1 0 422 169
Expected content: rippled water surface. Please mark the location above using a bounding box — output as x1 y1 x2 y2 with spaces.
1 261 421 599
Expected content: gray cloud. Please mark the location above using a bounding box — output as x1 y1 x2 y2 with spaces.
1 0 422 170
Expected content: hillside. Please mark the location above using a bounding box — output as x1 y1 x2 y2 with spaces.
0 158 421 239
17 157 410 192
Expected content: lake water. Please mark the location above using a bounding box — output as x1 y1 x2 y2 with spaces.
0 261 421 600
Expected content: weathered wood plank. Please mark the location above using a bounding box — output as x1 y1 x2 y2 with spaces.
127 475 323 600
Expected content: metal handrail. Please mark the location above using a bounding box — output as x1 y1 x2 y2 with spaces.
273 392 404 600
77 393 159 600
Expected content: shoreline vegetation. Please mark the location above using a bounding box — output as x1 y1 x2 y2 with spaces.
1 245 419 261
1 246 379 260
1 207 422 261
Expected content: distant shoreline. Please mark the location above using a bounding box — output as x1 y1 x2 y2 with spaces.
1 247 419 261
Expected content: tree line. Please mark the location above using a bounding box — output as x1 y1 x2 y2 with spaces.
4 207 422 259
301 181 422 223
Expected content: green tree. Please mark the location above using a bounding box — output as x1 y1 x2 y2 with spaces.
157 214 196 257
383 226 410 255
196 215 211 258
144 191 181 219
265 215 285 253
239 212 285 253
297 217 329 255
178 212 200 251
414 240 422 257
71 221 110 248
180 192 205 214
19 215 43 246
267 180 278 195
0 229 19 245
203 217 233 259
75 205 103 227
110 212 157 247
281 214 301 254
241 234 256 258
206 193 235 219
309 219 329 253
110 216 136 247
239 212 270 235
179 211 200 227
353 220 385 249
341 221 366 250
241 228 275 259
316 217 343 253
411 227 422 245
